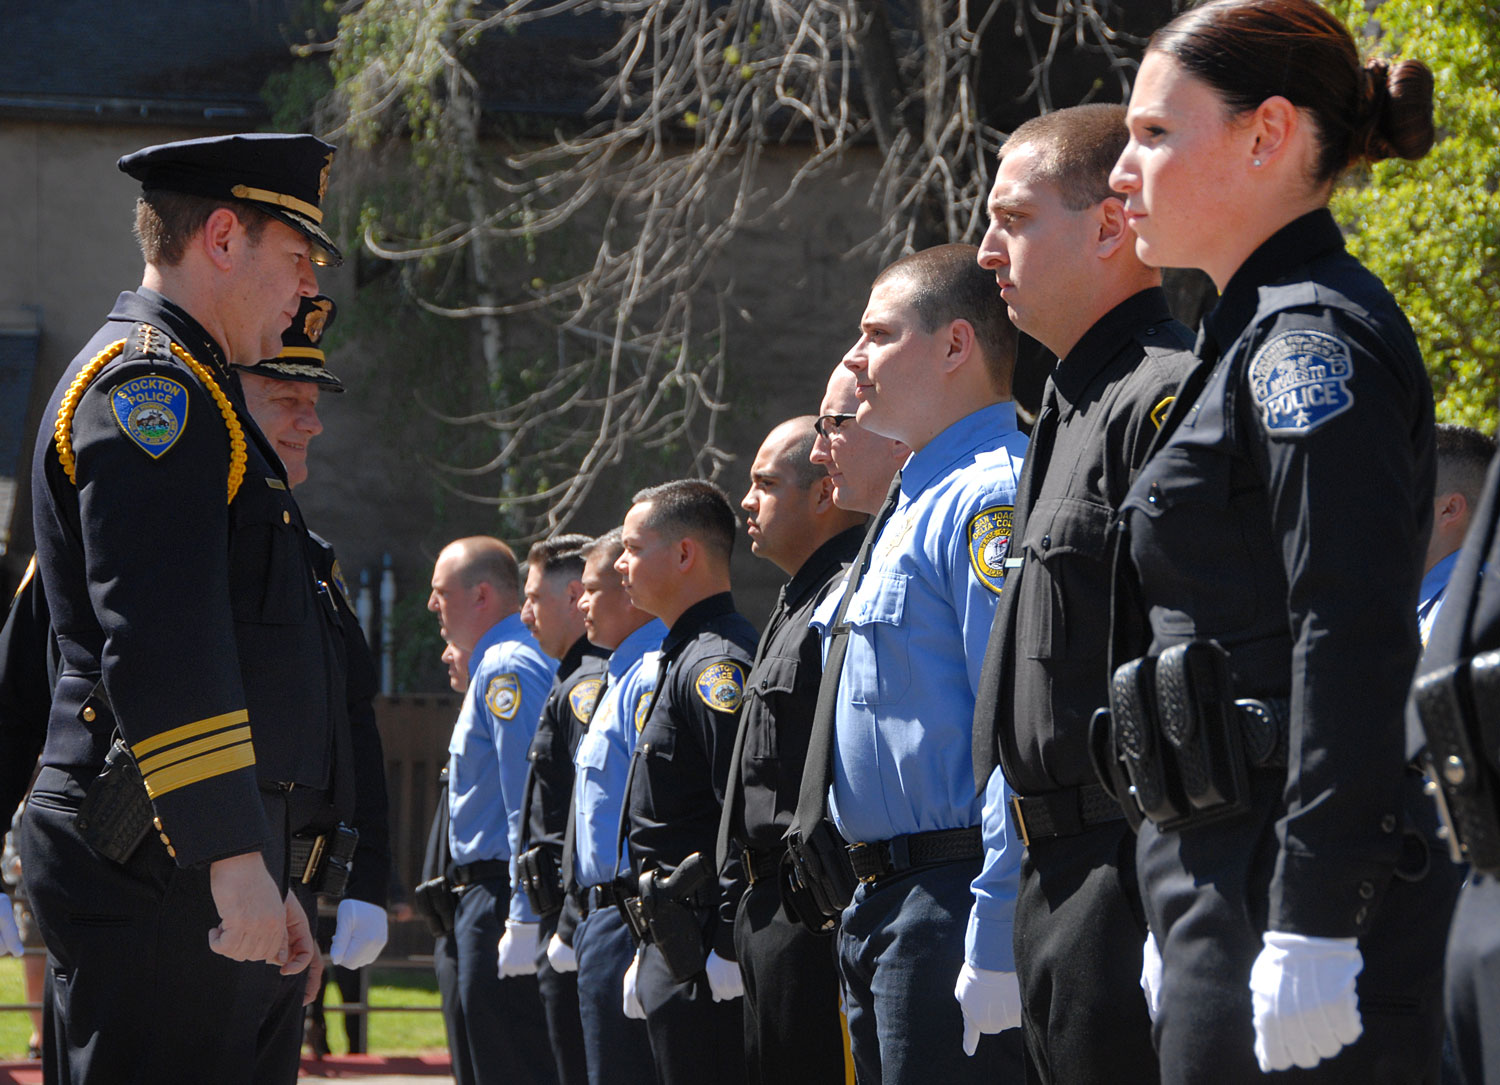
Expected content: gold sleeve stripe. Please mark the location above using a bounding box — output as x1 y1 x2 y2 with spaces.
137 726 253 777
131 709 250 759
143 741 256 800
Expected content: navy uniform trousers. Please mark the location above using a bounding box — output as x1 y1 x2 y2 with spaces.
1446 873 1500 1084
572 902 655 1085
21 774 314 1084
637 934 745 1085
536 909 587 1085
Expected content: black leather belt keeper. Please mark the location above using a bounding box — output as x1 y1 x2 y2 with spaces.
846 825 982 885
1010 782 1124 847
579 879 629 918
742 846 783 886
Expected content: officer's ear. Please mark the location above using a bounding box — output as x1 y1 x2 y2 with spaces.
199 208 239 271
1095 197 1131 259
939 318 976 376
810 474 836 514
565 579 585 608
674 535 698 575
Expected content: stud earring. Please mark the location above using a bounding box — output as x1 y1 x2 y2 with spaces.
1253 158 1262 167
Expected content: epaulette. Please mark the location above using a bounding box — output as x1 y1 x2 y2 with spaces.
53 323 247 503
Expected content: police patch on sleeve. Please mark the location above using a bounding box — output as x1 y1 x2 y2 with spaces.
968 505 1014 595
485 673 521 720
112 376 189 458
634 691 653 734
695 661 745 713
569 677 604 724
1247 330 1354 436
330 559 355 612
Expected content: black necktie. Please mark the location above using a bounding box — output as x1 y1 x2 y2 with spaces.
972 392 1060 790
790 472 903 839
715 585 787 871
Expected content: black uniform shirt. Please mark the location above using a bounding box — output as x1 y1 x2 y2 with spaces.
30 288 341 866
626 592 757 957
522 635 608 853
722 526 863 854
981 288 1193 795
0 567 56 817
1119 209 1434 937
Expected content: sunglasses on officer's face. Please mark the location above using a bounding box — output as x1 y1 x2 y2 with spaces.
815 413 857 439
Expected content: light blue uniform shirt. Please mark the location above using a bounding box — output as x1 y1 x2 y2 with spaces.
572 619 667 889
818 402 1026 849
448 612 556 922
1418 549 1461 648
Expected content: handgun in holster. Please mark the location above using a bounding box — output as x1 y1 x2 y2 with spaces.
1107 656 1192 827
74 737 155 865
1412 648 1500 875
782 818 857 930
637 852 711 983
517 844 565 918
1155 641 1250 823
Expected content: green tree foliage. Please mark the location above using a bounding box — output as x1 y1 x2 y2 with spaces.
1331 1 1500 432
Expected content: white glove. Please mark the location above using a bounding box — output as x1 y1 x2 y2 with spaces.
0 894 22 957
547 932 578 974
1250 931 1363 1072
704 950 743 1002
497 920 540 978
623 949 646 1019
954 962 1022 1056
1140 931 1164 1022
329 898 388 970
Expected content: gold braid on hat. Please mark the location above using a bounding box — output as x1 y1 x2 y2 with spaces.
55 339 247 503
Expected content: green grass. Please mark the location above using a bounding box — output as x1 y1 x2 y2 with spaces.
0 958 449 1059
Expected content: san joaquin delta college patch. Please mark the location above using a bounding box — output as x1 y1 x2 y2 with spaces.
695 661 745 713
968 505 1014 595
112 376 188 458
1248 330 1354 436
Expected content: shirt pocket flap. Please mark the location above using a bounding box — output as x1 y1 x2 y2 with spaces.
846 571 908 628
747 654 799 700
1026 497 1114 564
575 728 609 772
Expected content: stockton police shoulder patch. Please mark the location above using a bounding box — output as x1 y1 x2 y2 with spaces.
634 691 653 733
485 673 521 720
570 677 604 724
1247 330 1354 436
695 661 745 713
112 375 188 458
968 505 1014 595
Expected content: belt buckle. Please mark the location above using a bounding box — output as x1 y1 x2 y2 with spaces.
1010 795 1031 849
846 841 880 885
300 833 327 885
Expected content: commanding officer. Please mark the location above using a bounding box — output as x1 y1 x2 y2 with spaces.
237 296 393 1049
562 529 664 1085
800 244 1028 1082
428 537 558 1085
19 133 341 1084
1419 425 1497 645
717 418 865 1081
617 480 757 1084
964 105 1195 1079
515 534 607 1085
809 365 909 516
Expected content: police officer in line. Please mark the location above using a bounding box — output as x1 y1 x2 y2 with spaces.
616 480 757 1084
798 244 1028 1081
716 417 865 1082
236 296 395 1052
1413 439 1500 1084
1418 426 1497 646
1106 2 1461 1078
962 104 1196 1078
514 535 609 1085
809 365 909 517
559 529 665 1085
427 537 558 1085
19 133 343 1083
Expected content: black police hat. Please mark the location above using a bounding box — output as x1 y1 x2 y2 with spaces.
239 295 344 391
118 133 343 266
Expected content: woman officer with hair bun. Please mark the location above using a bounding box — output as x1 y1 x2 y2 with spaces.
1105 1 1462 1081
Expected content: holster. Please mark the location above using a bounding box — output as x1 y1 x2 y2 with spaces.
298 824 359 899
1108 656 1192 827
1412 648 1500 874
413 875 460 937
783 818 857 929
1155 641 1250 820
637 852 710 983
777 851 836 935
516 844 565 918
74 738 154 865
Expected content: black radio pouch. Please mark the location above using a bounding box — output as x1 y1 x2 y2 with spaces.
413 875 460 937
1412 648 1500 874
1109 657 1191 826
308 824 360 899
777 851 837 935
784 818 858 928
1155 641 1250 820
74 738 155 865
517 845 565 918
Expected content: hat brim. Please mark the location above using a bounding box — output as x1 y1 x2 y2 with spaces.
263 206 343 267
238 361 345 392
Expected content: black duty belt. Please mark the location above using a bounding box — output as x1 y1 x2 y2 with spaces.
846 826 983 885
741 846 783 886
1010 782 1124 847
450 859 508 887
579 880 630 918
